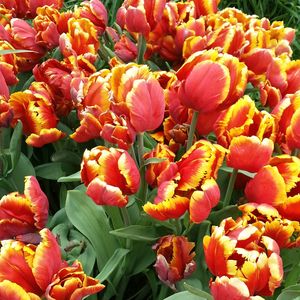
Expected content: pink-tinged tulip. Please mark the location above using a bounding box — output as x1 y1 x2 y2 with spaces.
177 50 248 113
0 229 65 296
9 90 65 147
227 136 274 173
153 235 196 289
9 18 46 71
0 70 9 99
45 261 105 300
115 34 138 63
211 276 264 300
81 146 140 207
245 155 300 221
0 176 48 240
0 40 18 86
126 77 165 133
74 0 108 35
116 0 166 36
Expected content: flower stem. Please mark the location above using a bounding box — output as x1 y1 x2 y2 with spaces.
137 133 148 203
186 110 199 151
223 168 238 207
137 34 146 64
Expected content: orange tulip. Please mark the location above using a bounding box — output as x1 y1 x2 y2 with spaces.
226 136 274 173
214 96 277 148
272 92 300 152
0 176 48 240
45 261 105 300
81 146 140 207
204 221 283 296
192 0 220 17
0 229 65 296
144 140 225 222
239 203 300 248
153 235 196 289
245 155 300 221
0 280 41 300
9 89 65 147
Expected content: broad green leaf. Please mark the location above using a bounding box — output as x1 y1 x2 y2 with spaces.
58 171 81 183
164 291 205 300
65 190 119 269
97 248 130 282
51 150 81 165
110 225 159 242
35 162 77 180
277 284 300 300
209 205 242 225
48 208 68 229
7 153 35 192
9 121 23 171
184 283 213 300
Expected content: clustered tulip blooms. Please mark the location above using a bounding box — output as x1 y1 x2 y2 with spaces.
0 0 300 299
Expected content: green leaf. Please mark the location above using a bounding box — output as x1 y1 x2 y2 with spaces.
35 162 77 180
9 121 23 172
143 157 166 167
97 248 130 282
6 153 35 192
51 150 81 165
58 171 81 183
0 49 38 55
277 284 300 300
48 208 68 229
219 165 256 178
164 291 205 300
184 283 213 300
65 190 119 269
110 225 159 242
209 205 242 225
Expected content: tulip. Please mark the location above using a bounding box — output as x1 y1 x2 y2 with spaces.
9 89 65 147
153 235 196 289
81 146 140 207
0 176 48 240
226 136 274 173
45 261 105 300
245 155 300 221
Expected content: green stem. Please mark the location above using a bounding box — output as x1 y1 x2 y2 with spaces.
223 168 238 207
186 110 199 151
137 133 148 203
137 34 146 64
120 207 131 226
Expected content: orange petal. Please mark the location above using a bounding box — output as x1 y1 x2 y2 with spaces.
190 179 220 223
24 176 48 230
32 229 64 291
86 177 128 207
179 61 230 113
245 166 287 206
227 136 273 173
0 280 39 300
26 128 65 147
